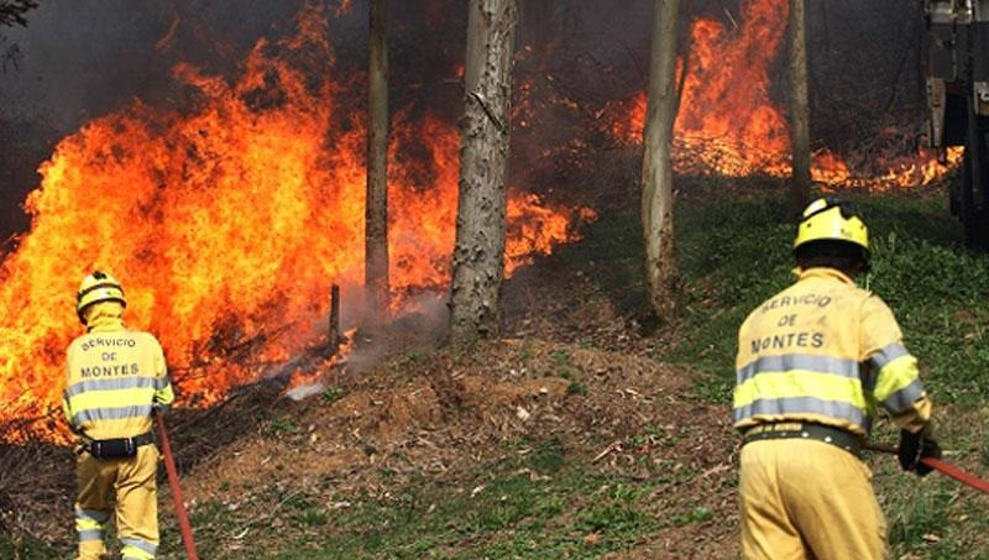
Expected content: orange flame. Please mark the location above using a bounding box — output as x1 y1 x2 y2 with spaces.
0 5 592 442
284 328 357 395
608 0 960 189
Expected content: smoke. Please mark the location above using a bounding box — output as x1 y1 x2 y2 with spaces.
0 1 307 241
0 0 930 240
283 289 450 402
0 0 942 425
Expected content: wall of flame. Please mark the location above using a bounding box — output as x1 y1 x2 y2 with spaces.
607 0 962 188
0 5 592 442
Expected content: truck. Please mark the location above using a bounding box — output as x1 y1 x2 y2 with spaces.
925 0 989 248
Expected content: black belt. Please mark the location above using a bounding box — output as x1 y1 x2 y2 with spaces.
742 422 863 458
85 432 155 460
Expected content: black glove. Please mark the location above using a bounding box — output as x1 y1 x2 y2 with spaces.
898 428 941 477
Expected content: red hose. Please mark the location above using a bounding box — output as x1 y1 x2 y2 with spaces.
156 411 201 559
866 443 989 495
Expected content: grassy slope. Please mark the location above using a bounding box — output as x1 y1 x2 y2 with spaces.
674 192 989 559
5 190 987 560
190 453 673 560
560 189 989 559
219 190 988 559
668 191 989 407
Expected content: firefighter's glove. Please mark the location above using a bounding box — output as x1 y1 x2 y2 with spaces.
898 428 941 477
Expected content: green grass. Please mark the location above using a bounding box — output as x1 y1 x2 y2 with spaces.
557 189 989 559
669 193 795 399
320 386 346 403
15 188 988 560
675 193 989 406
257 441 666 560
880 470 989 560
560 190 989 407
265 414 299 436
0 534 59 560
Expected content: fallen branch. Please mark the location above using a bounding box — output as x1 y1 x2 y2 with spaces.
592 440 622 463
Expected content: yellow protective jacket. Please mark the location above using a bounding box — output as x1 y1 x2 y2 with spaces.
62 304 174 441
734 267 932 437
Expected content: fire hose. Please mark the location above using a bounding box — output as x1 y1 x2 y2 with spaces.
156 410 201 559
866 443 989 495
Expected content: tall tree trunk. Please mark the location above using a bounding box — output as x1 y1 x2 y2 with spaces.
365 0 389 325
449 0 518 346
788 0 811 218
641 0 680 318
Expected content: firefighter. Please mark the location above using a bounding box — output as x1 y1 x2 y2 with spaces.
733 197 941 559
61 271 174 560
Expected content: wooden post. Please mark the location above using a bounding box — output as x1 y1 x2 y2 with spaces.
329 284 341 355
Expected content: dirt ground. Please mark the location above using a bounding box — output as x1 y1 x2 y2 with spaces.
5 257 985 558
173 335 741 558
0 254 744 557
1 326 743 559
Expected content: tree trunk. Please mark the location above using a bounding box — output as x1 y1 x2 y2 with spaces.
364 0 389 325
449 0 518 346
788 0 811 218
641 0 680 318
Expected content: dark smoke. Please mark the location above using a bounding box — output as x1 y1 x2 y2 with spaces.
0 0 928 245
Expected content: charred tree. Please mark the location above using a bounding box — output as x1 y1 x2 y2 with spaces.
449 0 518 345
788 0 811 218
364 0 389 325
641 0 680 318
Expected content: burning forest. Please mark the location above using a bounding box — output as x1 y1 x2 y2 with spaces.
603 0 962 188
1 1 987 557
0 3 592 442
0 0 966 442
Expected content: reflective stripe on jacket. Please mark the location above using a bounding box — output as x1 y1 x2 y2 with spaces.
62 312 174 440
733 267 932 436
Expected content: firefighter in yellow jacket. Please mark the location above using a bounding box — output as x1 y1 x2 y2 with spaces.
62 271 174 560
734 198 941 559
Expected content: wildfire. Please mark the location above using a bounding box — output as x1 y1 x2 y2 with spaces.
608 0 961 189
283 328 357 397
0 5 591 442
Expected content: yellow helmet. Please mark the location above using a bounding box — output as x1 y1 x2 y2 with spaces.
76 271 126 323
794 197 869 254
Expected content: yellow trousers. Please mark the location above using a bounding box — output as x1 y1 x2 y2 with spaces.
739 438 887 560
75 445 160 560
